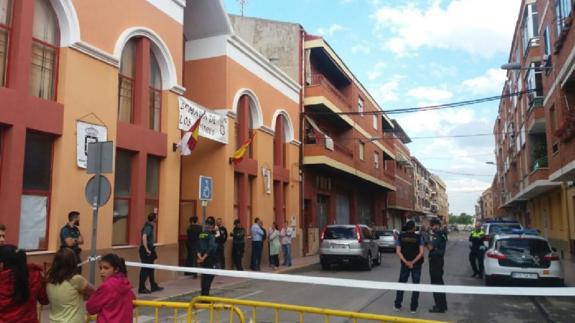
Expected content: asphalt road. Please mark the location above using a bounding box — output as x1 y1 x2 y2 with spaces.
143 232 575 323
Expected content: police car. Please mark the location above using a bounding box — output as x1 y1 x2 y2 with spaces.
483 229 564 286
481 220 523 247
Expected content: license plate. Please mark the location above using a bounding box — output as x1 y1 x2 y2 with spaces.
331 243 347 249
511 272 538 279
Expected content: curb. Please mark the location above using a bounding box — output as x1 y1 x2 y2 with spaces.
149 260 319 302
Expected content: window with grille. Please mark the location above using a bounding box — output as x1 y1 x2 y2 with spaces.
112 150 133 245
149 52 162 131
118 40 136 123
30 0 59 100
0 0 12 87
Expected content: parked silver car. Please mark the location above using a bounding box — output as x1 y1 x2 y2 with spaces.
319 224 381 270
375 230 396 252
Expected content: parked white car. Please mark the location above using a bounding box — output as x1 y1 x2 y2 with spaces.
483 231 564 286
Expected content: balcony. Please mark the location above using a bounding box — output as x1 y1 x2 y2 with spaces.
304 138 395 191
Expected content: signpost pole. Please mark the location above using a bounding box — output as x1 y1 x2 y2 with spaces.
89 145 102 284
202 201 208 225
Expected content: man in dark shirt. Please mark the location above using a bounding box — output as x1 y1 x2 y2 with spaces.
230 219 246 270
185 216 203 278
138 212 163 294
215 218 228 269
60 211 83 271
198 216 218 296
469 222 486 278
394 221 424 313
427 218 448 313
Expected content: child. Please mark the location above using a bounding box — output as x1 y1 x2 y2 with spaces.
0 245 49 323
47 248 95 322
86 254 135 323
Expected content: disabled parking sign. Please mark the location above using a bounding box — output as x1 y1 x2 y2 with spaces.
199 176 213 201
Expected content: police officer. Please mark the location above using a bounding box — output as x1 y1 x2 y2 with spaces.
469 222 485 278
198 216 218 296
60 211 84 272
427 218 448 313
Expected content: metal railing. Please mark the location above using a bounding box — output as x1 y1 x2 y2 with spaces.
190 296 447 323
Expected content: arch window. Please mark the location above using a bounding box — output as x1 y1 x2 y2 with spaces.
118 39 136 123
274 114 288 167
0 0 12 87
30 0 59 100
118 38 162 131
149 52 162 131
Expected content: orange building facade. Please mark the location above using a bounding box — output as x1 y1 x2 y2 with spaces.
0 0 185 282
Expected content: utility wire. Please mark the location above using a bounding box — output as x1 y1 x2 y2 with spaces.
304 90 534 116
427 168 495 177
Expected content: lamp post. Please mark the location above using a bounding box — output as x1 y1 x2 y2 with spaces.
500 63 552 71
485 161 496 165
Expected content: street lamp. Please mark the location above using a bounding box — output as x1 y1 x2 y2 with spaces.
485 161 496 165
500 62 552 71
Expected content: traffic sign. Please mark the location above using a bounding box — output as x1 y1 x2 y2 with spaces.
84 175 111 207
199 176 213 201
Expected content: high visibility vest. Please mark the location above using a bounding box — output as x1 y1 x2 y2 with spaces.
470 230 485 238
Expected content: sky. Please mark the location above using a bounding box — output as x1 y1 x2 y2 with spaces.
222 0 522 215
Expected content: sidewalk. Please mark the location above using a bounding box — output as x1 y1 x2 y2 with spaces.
138 254 320 301
562 257 574 287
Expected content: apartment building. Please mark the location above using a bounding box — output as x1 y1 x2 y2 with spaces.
412 157 432 217
494 0 575 257
480 187 495 220
230 15 397 254
431 174 449 221
386 120 415 230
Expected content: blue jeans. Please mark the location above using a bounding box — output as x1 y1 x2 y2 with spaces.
282 244 292 266
394 263 422 311
251 241 263 270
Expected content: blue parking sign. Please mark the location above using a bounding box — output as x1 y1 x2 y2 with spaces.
199 176 213 201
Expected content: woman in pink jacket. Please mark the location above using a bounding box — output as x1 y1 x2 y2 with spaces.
86 254 135 323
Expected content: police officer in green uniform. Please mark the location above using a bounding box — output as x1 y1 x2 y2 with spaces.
427 218 448 313
138 212 163 294
469 222 486 278
198 216 218 296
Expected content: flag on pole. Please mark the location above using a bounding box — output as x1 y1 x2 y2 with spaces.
230 132 256 165
178 113 205 156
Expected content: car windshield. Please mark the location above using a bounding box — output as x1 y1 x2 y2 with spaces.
490 224 521 234
496 238 551 256
324 227 356 240
376 230 393 237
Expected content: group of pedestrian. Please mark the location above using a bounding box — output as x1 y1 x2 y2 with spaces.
0 223 135 323
393 218 448 314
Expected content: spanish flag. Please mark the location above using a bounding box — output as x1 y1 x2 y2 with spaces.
178 112 205 156
230 132 256 165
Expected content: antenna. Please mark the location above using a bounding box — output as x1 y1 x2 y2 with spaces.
237 0 248 16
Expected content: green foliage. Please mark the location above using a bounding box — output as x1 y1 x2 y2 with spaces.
448 212 474 225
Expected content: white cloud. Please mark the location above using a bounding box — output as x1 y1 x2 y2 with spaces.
316 24 345 37
463 68 507 95
370 78 401 102
396 108 474 135
371 0 521 56
407 87 453 101
367 61 386 80
352 43 371 55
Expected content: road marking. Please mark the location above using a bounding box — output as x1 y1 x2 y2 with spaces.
125 261 575 297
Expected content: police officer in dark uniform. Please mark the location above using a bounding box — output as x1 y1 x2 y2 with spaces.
230 219 246 270
427 218 448 313
394 220 424 313
60 211 83 272
469 222 486 278
198 216 218 296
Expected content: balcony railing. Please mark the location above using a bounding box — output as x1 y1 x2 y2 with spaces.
308 74 351 111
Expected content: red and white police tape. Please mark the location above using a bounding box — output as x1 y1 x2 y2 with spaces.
124 261 575 297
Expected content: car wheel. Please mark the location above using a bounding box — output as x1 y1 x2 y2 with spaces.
320 257 330 270
374 250 382 266
484 275 496 286
364 252 373 271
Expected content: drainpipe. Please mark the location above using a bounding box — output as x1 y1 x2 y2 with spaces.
299 25 306 256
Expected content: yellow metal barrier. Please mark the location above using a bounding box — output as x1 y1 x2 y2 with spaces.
191 296 448 323
86 299 245 323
